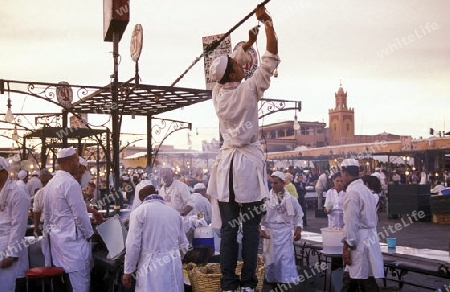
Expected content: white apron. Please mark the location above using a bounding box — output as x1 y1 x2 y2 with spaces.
346 228 384 279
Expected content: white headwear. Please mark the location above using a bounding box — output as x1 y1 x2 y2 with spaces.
132 173 139 178
193 183 206 191
0 157 10 172
31 170 39 176
341 158 360 168
78 157 87 167
18 170 28 180
271 171 285 181
284 173 293 181
57 147 76 159
122 175 130 181
209 55 228 81
161 165 174 172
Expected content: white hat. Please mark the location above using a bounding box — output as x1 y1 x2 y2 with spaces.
122 175 130 181
271 171 285 181
18 170 28 180
193 183 206 191
341 158 360 168
161 165 174 171
133 173 139 178
284 172 293 181
0 157 10 172
210 55 229 81
375 167 381 171
31 170 39 176
78 157 87 167
57 147 76 159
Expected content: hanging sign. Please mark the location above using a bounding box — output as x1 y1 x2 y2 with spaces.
130 24 143 62
56 81 73 107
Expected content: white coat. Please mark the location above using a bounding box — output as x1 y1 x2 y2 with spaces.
261 188 303 283
343 179 384 279
324 188 346 228
42 170 93 273
27 176 42 198
207 50 279 228
0 180 30 292
159 180 194 213
190 192 212 224
124 198 188 292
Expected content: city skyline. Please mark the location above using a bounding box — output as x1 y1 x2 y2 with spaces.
1 0 449 151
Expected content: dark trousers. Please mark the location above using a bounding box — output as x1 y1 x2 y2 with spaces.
218 165 263 290
341 272 380 292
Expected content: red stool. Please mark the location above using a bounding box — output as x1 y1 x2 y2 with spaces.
25 267 65 292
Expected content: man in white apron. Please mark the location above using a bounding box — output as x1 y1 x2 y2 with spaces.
260 171 303 291
0 157 30 292
43 147 94 292
207 5 279 292
122 194 189 291
341 159 384 291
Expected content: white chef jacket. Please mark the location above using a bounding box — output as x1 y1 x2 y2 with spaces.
0 180 30 292
158 180 193 213
124 198 188 292
27 176 42 198
343 179 384 279
324 188 346 228
261 188 303 283
42 170 93 273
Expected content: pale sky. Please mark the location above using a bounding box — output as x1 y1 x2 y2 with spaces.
1 0 449 151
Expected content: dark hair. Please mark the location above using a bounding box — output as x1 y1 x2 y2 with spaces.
361 175 382 194
331 172 341 180
342 165 359 177
218 56 234 84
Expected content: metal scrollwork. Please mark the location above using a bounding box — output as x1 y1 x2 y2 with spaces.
258 99 300 120
35 115 62 127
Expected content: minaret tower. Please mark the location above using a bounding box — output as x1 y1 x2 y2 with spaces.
328 81 355 145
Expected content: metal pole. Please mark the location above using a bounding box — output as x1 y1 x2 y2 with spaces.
62 111 68 148
147 115 152 168
112 31 122 212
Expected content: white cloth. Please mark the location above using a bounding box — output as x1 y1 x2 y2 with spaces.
27 176 42 198
190 193 212 224
43 170 93 275
124 199 188 292
261 188 303 283
15 180 28 195
158 180 193 213
420 171 428 185
343 179 384 279
0 180 30 290
431 184 446 194
324 188 346 228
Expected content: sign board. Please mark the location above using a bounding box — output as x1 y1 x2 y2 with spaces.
56 81 73 107
202 33 232 90
103 0 130 42
70 114 88 128
130 24 143 62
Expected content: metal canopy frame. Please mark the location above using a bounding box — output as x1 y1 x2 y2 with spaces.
70 81 212 116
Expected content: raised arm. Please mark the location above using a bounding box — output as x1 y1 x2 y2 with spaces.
255 6 278 55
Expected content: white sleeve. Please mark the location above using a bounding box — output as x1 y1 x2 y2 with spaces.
124 210 143 274
243 51 280 101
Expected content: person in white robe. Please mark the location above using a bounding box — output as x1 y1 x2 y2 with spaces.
32 169 53 237
323 172 346 228
27 170 43 199
158 166 193 216
259 171 302 290
122 194 189 292
43 147 94 292
0 157 30 292
206 6 278 291
190 183 212 224
16 170 29 195
341 159 384 292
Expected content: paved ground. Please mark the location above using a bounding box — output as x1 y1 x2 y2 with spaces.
259 207 450 292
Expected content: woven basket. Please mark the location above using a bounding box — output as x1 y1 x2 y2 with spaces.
186 255 265 292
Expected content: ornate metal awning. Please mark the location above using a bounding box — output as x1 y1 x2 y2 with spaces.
70 81 212 116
